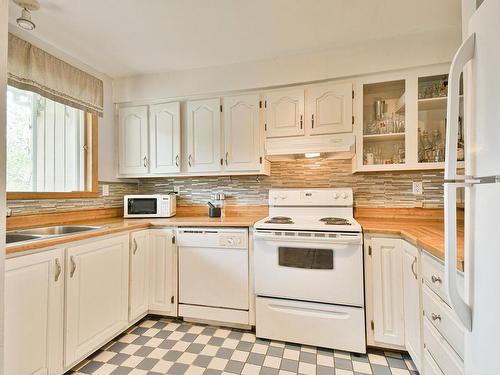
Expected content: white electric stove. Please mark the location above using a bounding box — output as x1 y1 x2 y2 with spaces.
253 188 366 353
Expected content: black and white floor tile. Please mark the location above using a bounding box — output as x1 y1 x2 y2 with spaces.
68 316 419 375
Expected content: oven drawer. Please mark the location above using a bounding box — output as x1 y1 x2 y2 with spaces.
256 297 366 353
254 238 363 306
423 284 465 359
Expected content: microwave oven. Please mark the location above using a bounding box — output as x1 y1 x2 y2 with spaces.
124 194 176 218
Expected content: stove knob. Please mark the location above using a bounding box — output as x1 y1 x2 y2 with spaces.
280 194 287 200
272 194 279 201
332 192 339 199
341 192 348 199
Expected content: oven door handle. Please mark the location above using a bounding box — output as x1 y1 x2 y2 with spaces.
254 232 362 245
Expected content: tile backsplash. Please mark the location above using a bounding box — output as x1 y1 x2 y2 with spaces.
7 159 445 216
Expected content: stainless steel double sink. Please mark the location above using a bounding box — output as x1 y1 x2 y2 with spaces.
6 225 106 245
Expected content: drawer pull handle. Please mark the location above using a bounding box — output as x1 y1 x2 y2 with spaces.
54 258 62 282
70 256 77 278
431 313 442 322
431 275 442 284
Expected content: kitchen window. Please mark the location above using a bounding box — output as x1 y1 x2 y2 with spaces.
6 85 98 198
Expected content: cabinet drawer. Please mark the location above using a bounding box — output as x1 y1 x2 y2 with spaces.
423 285 465 359
422 252 464 305
424 318 464 375
424 349 445 375
256 297 365 353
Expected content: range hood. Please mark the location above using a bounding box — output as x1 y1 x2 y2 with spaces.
264 134 355 161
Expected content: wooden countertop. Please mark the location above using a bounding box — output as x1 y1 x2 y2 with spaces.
6 209 268 256
355 208 464 271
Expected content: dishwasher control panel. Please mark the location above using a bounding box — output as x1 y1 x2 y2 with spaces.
177 228 248 249
219 233 247 248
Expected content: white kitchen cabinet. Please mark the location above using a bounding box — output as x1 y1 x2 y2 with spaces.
186 98 222 172
370 237 405 346
149 229 178 316
223 94 262 171
5 248 64 375
402 241 423 371
118 105 149 175
306 82 353 135
65 235 129 367
129 230 150 322
264 89 305 138
149 102 181 174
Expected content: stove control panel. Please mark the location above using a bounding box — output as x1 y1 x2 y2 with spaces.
269 188 353 206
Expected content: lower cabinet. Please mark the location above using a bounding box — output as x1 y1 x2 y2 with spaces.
369 237 405 347
149 228 178 316
402 241 423 372
129 230 150 322
65 234 130 367
5 248 65 375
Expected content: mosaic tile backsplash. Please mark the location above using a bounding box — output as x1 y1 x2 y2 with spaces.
7 159 446 216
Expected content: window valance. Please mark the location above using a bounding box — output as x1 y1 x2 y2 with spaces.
8 33 103 116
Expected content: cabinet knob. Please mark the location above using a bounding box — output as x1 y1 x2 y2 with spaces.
431 275 442 284
70 256 77 278
431 313 442 322
133 238 138 255
54 258 62 282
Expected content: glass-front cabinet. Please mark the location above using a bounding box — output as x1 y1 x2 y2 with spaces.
354 64 464 172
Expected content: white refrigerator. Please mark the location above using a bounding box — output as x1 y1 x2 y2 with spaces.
444 0 500 374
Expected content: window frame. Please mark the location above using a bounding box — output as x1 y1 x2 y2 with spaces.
7 113 99 199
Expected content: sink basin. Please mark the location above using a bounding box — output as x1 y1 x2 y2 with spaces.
16 225 105 236
6 233 43 244
6 225 107 246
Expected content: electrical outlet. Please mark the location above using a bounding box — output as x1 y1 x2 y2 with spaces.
413 181 423 195
102 184 109 196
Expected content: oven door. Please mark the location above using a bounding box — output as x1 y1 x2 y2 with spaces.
126 197 159 217
254 231 364 306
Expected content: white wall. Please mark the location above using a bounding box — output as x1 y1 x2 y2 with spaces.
7 27 118 182
113 29 461 103
0 0 7 373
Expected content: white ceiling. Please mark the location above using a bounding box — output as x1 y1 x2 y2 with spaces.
8 0 461 78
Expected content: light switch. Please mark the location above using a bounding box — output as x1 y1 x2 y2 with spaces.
102 184 109 196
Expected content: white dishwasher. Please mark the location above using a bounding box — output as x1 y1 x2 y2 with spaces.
177 228 249 326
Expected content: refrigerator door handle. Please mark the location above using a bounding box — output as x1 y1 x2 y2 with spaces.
445 33 475 181
444 183 472 331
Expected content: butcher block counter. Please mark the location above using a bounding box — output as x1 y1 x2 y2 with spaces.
355 207 465 271
6 206 268 256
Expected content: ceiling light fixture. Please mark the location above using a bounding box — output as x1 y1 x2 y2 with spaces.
14 0 40 31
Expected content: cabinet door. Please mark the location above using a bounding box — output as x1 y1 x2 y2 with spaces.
403 241 423 371
306 82 353 135
149 229 177 315
149 102 181 174
5 248 64 375
129 230 150 322
372 237 405 346
186 98 222 172
118 106 149 175
223 94 261 171
265 89 304 138
65 235 129 367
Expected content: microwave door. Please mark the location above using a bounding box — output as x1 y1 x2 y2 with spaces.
128 198 158 215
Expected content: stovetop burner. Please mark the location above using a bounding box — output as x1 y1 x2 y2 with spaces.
320 217 352 225
265 216 294 224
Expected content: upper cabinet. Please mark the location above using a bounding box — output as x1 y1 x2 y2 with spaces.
149 102 181 174
306 82 353 135
223 94 262 171
118 102 181 176
353 64 464 172
186 98 222 173
118 106 149 175
265 89 305 138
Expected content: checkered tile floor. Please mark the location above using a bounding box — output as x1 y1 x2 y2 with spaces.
68 316 419 375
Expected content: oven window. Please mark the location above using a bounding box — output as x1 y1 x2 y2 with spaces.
278 247 334 269
128 198 157 215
